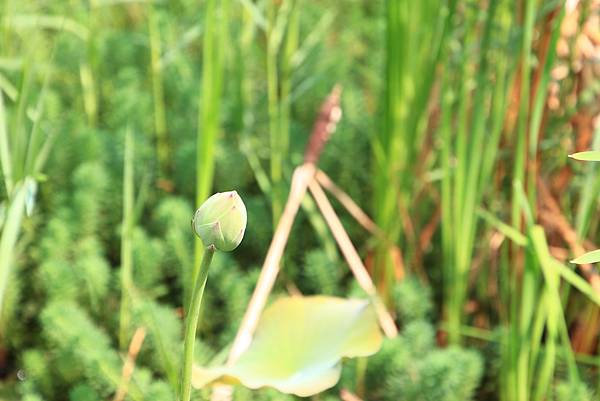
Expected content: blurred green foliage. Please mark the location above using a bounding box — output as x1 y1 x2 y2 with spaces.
0 0 598 400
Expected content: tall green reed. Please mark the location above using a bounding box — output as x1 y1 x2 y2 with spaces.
194 0 229 288
266 0 297 226
82 2 98 127
438 0 572 396
149 5 169 178
504 4 565 401
0 7 55 315
496 183 584 401
117 128 178 386
375 0 455 298
118 129 134 350
511 0 537 223
235 3 339 263
440 0 510 345
0 71 53 320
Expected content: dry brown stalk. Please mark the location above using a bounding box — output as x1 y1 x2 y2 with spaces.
419 204 441 255
215 86 395 401
315 169 380 236
315 168 407 281
308 179 398 338
318 169 409 282
227 162 316 364
340 389 364 401
226 86 343 365
113 327 146 401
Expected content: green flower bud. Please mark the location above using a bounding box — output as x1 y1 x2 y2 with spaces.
192 191 247 252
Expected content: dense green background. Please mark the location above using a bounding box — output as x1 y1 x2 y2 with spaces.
0 0 599 400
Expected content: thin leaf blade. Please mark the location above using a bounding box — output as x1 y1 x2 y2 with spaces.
571 249 600 265
569 151 600 162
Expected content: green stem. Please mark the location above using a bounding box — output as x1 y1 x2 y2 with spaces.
0 179 29 315
149 5 168 178
180 244 215 401
119 129 134 350
266 1 281 227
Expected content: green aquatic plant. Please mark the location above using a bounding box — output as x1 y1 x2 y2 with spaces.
180 191 247 401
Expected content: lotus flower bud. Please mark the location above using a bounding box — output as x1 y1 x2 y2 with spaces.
192 191 247 252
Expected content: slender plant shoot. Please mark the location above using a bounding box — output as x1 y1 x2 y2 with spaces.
180 191 247 401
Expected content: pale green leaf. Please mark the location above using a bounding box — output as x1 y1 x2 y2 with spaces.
569 151 600 162
571 249 600 265
192 296 383 396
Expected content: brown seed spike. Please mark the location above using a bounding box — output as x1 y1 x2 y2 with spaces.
303 85 343 165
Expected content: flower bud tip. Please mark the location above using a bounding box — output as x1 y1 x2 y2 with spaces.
192 191 247 252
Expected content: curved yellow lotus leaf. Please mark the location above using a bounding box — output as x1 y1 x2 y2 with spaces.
192 295 383 396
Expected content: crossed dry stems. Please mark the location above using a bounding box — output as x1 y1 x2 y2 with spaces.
215 87 397 401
